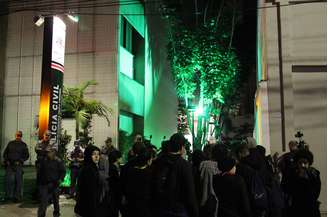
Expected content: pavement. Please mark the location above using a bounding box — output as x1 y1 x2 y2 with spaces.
0 195 76 217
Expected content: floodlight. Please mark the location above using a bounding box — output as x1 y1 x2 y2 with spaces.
34 15 44 26
67 14 79 23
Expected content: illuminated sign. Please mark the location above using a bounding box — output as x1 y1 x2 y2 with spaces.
38 16 66 148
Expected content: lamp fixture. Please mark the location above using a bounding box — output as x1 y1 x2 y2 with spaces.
67 14 79 23
34 15 45 26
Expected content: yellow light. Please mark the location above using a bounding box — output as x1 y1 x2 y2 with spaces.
38 90 50 139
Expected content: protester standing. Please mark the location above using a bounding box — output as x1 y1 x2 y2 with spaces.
37 147 66 217
3 131 29 202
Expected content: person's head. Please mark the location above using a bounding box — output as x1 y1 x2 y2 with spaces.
134 134 143 143
74 140 81 148
212 144 229 163
108 150 122 165
43 130 51 142
132 141 146 156
256 145 266 158
218 157 236 175
160 140 170 155
84 145 101 164
105 137 113 146
135 147 153 167
169 133 187 154
295 148 314 170
203 144 213 160
288 140 298 152
235 143 250 160
15 131 23 141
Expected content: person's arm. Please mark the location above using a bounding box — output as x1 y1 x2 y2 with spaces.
3 142 10 162
22 142 30 162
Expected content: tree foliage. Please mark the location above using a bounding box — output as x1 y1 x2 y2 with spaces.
62 80 111 140
160 0 243 146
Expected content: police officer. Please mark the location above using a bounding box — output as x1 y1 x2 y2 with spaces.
3 131 29 202
35 130 52 184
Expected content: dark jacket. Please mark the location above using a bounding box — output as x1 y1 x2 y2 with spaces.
38 156 66 186
151 153 199 217
125 166 152 217
3 140 29 163
35 140 51 161
107 163 122 217
213 174 252 217
289 167 321 217
74 145 102 217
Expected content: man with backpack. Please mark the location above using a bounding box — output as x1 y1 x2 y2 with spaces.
151 133 198 217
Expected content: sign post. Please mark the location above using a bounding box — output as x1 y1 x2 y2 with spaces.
38 16 66 148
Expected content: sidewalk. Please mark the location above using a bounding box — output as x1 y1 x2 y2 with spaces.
0 196 75 217
0 166 75 216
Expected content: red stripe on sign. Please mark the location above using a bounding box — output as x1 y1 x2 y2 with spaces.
51 62 64 73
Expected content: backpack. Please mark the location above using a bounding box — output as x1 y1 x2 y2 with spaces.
251 172 269 211
153 157 179 205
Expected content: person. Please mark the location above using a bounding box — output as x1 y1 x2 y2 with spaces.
213 157 252 217
107 150 123 217
151 133 198 217
235 142 269 217
288 148 321 217
74 145 104 217
35 131 52 182
100 137 116 155
125 147 153 217
3 131 29 202
68 140 84 198
278 140 298 216
198 148 219 217
37 147 66 217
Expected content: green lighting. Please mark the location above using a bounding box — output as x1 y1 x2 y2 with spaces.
119 114 133 135
195 106 203 116
60 169 71 187
67 14 79 23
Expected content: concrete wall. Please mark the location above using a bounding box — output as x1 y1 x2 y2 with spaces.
143 2 178 147
1 4 120 163
258 0 327 213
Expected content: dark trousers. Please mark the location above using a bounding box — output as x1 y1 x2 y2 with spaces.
4 164 23 200
70 166 80 196
37 184 60 217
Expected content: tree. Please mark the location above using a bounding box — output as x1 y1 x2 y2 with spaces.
62 80 111 140
160 0 243 149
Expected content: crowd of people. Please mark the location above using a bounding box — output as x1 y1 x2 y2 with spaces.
2 130 322 217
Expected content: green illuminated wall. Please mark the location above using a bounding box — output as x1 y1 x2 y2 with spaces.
119 113 133 135
118 1 178 147
143 2 178 147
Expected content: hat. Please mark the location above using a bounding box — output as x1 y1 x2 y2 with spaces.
218 157 236 173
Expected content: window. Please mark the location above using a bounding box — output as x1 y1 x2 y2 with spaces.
120 16 145 84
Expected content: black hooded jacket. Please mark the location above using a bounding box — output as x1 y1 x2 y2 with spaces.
151 153 199 217
74 145 102 217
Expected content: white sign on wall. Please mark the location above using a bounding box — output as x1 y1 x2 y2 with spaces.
51 16 66 66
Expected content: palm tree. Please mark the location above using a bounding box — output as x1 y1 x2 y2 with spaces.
62 80 111 140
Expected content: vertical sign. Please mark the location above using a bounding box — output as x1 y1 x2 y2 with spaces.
38 16 66 148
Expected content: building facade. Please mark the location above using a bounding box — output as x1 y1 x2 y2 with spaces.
255 0 326 214
0 1 178 163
